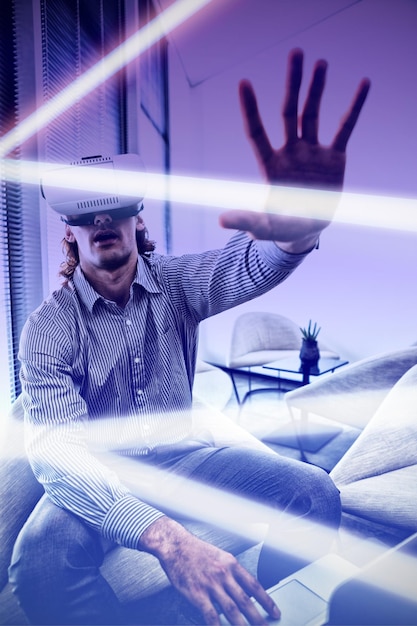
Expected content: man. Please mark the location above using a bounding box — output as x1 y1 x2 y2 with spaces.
10 49 370 625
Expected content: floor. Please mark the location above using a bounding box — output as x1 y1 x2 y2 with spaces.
222 369 360 473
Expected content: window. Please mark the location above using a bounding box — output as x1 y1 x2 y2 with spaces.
0 0 128 406
0 0 171 409
0 0 42 408
39 0 127 293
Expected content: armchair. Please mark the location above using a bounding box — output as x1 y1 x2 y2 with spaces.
229 312 339 369
285 346 417 534
211 311 339 404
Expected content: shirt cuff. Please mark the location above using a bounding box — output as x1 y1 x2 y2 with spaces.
255 239 313 271
102 494 165 549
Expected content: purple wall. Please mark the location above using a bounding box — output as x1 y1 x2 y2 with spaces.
167 0 417 363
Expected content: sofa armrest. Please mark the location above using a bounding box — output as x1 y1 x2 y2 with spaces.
285 347 417 429
329 364 417 531
0 397 44 591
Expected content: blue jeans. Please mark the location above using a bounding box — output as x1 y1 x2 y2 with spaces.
9 446 341 624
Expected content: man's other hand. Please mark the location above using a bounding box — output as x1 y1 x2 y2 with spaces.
139 516 280 625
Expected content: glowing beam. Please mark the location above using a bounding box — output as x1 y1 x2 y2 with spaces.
148 172 417 234
3 413 417 606
108 454 417 606
0 0 213 158
4 158 417 234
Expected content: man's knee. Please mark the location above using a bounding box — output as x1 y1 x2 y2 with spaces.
294 464 341 527
11 496 98 570
9 496 103 615
257 464 341 589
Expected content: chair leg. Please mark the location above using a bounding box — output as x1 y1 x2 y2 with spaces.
288 406 309 462
229 371 241 405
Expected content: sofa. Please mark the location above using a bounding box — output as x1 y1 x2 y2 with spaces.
2 347 417 624
0 364 248 625
1 355 277 625
285 346 417 536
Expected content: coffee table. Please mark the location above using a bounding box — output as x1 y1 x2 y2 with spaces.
263 356 349 386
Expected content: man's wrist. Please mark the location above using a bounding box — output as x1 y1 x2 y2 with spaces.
139 516 189 560
275 234 320 255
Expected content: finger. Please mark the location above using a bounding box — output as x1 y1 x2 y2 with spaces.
219 591 261 626
212 589 247 626
301 59 327 144
331 78 371 152
235 566 281 623
223 586 272 626
219 210 296 242
213 571 268 626
282 48 304 143
239 79 274 164
198 597 222 626
219 210 268 237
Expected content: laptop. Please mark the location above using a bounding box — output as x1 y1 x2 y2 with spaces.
242 553 358 626
220 533 417 625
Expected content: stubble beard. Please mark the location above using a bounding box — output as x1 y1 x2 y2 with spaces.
97 250 132 272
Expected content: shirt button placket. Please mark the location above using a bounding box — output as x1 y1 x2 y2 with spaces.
125 312 145 408
133 357 144 403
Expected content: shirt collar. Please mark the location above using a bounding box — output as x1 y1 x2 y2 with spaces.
73 255 161 313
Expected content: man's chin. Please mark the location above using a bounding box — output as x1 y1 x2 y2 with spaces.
97 253 131 271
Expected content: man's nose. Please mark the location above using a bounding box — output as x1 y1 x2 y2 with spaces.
94 213 113 226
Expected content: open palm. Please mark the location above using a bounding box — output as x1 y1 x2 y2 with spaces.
220 49 370 248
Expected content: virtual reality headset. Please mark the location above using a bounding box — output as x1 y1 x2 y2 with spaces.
41 153 146 223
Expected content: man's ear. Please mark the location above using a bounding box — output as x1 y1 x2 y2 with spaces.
65 225 76 242
136 214 146 232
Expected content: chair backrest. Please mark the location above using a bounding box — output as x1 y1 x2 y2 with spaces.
230 312 301 361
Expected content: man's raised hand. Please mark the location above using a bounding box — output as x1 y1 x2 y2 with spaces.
220 48 370 252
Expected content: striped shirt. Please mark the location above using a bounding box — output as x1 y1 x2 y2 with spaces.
19 231 309 549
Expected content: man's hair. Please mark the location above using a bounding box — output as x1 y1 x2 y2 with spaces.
59 215 156 283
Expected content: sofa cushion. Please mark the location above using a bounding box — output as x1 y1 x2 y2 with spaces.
330 364 417 530
335 466 417 530
0 398 44 591
0 582 29 625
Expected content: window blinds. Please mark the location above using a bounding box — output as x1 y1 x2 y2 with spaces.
39 0 127 293
40 0 126 163
0 0 26 403
0 0 127 404
1 0 170 405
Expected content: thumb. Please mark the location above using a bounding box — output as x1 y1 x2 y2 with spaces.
219 209 261 232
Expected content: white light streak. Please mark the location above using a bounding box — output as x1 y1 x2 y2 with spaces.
0 0 213 158
2 413 417 606
114 455 417 605
4 158 417 233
